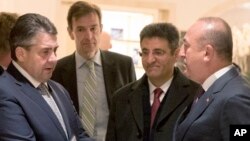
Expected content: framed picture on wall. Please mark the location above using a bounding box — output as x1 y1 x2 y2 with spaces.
111 28 123 40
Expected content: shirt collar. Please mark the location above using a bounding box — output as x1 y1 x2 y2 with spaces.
12 61 47 88
202 64 233 91
148 76 174 95
75 49 102 69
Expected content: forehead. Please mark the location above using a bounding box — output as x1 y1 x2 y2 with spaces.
32 32 58 47
141 37 170 49
72 13 100 27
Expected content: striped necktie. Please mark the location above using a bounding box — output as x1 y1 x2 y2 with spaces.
81 61 97 137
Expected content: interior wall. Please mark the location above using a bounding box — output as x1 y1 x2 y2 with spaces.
1 0 250 76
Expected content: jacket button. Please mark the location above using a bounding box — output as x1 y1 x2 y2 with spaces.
136 132 142 138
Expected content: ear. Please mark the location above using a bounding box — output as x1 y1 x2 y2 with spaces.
203 44 214 62
15 47 26 62
67 27 74 40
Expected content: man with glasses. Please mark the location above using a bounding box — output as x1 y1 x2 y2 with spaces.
106 23 200 141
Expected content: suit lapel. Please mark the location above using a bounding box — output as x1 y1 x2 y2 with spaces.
177 67 240 140
48 81 70 139
60 53 79 113
7 63 68 140
61 54 77 98
156 83 188 127
129 76 148 134
177 90 214 140
156 69 191 128
16 80 67 139
100 51 116 106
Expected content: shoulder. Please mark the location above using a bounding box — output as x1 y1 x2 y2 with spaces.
101 51 133 62
174 68 200 88
0 72 19 98
113 76 146 99
48 80 66 92
54 53 75 74
56 53 75 66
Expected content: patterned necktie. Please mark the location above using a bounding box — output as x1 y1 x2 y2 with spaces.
151 88 163 128
38 83 68 137
81 61 97 137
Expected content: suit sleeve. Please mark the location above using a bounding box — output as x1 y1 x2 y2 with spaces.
0 89 35 141
105 93 118 141
220 93 250 141
128 57 137 81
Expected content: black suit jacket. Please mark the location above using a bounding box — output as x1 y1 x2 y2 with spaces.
0 66 4 75
106 68 201 141
0 63 92 141
52 50 136 112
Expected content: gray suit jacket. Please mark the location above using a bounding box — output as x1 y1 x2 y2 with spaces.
174 67 250 141
0 63 92 141
52 50 136 113
106 68 200 141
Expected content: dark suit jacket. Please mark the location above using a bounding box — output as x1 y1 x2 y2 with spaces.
174 67 250 141
105 68 200 141
52 51 136 112
0 66 3 75
0 63 92 141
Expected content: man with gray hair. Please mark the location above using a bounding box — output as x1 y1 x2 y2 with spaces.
0 13 93 141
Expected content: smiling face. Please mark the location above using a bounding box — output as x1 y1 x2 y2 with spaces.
68 12 102 60
141 37 177 86
16 32 58 82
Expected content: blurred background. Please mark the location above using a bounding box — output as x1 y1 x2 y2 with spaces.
1 0 250 79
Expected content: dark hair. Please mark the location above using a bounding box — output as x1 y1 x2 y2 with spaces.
140 22 180 54
9 13 57 61
0 12 18 54
198 17 233 62
67 1 102 29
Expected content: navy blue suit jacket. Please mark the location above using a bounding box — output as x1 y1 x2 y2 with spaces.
0 63 93 141
174 67 250 141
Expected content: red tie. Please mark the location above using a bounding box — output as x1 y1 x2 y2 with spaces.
151 88 163 128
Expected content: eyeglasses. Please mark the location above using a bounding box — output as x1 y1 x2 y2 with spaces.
139 49 166 57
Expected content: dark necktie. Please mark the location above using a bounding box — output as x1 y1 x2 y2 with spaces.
151 88 163 128
193 87 205 104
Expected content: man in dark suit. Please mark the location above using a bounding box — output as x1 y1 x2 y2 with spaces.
52 1 136 140
105 23 200 141
174 17 250 141
0 13 92 141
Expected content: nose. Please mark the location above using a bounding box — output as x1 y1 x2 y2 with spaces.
84 29 93 40
49 51 57 63
179 45 185 58
145 52 156 64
